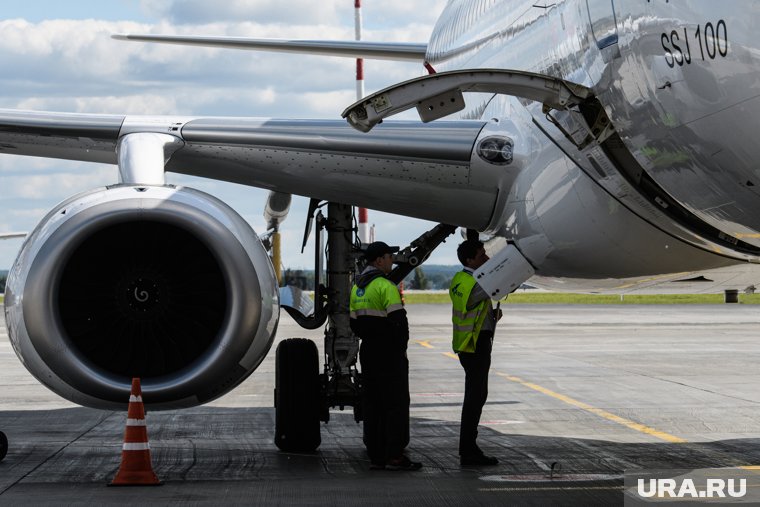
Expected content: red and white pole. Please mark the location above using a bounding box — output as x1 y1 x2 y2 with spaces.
355 0 372 244
358 207 370 245
355 0 365 100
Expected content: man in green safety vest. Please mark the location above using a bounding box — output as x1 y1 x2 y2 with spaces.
449 239 503 466
350 241 422 471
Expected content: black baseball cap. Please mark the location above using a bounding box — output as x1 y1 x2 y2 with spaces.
363 241 399 262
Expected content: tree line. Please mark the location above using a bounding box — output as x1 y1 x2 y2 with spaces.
283 265 459 291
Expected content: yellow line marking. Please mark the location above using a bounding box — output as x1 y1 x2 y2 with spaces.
443 352 458 360
416 340 434 349
740 466 760 470
496 373 687 444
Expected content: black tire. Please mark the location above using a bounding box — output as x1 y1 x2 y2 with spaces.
0 431 7 461
274 338 321 452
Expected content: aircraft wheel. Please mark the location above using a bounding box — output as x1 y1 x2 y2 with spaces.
274 338 321 452
0 431 7 461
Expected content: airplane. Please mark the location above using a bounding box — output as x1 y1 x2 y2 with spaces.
2 0 760 451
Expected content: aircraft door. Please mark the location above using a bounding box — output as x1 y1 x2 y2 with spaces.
586 0 619 49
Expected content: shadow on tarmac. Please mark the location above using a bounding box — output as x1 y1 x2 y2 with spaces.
0 406 758 505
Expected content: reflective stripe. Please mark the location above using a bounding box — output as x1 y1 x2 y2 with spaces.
129 395 142 403
350 311 357 319
126 418 147 427
350 275 403 318
352 308 388 318
452 308 480 320
122 442 150 451
450 271 489 353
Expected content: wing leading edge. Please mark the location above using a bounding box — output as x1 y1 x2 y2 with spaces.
0 110 124 165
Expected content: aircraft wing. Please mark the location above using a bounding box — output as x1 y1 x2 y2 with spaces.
0 110 124 165
0 105 525 411
112 35 428 62
0 109 502 230
0 233 26 240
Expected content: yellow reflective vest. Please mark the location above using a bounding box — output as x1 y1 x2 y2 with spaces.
449 270 489 353
350 276 404 319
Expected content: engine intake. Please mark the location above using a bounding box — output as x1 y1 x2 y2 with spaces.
4 185 279 410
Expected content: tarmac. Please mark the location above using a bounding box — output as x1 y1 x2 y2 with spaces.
1 303 759 505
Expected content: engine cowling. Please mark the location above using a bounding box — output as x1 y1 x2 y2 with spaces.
4 185 279 410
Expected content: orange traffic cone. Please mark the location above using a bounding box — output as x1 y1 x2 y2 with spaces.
109 378 162 486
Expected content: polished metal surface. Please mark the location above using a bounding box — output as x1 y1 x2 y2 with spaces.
263 191 292 230
171 118 496 229
427 0 760 258
179 118 481 162
4 185 279 410
112 34 428 62
342 68 591 132
0 110 123 164
117 133 182 186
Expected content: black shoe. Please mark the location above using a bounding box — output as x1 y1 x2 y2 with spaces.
386 455 423 471
460 453 499 466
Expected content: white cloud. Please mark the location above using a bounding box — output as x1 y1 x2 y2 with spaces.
5 208 50 221
0 2 458 268
0 167 115 200
15 94 179 115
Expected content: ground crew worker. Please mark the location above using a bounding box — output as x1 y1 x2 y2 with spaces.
350 241 422 471
450 239 502 466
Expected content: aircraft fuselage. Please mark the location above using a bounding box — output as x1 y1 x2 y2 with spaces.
426 0 760 289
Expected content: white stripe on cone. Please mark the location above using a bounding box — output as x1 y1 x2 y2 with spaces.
122 442 151 451
129 395 143 402
126 418 147 426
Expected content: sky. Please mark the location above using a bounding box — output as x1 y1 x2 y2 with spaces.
0 0 459 270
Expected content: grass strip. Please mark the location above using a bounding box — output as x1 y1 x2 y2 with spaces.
402 292 760 305
4 293 756 307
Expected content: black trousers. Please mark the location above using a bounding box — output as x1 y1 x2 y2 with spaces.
360 338 410 464
458 331 493 456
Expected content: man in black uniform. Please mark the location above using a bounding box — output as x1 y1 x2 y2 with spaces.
450 240 501 466
350 241 422 471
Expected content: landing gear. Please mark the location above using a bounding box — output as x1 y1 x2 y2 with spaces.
274 338 321 452
274 199 455 452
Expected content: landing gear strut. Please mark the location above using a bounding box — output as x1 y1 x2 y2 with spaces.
274 200 454 452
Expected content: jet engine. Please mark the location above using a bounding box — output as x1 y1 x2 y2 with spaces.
3 184 279 410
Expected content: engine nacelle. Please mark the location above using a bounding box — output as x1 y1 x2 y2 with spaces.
4 185 279 410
